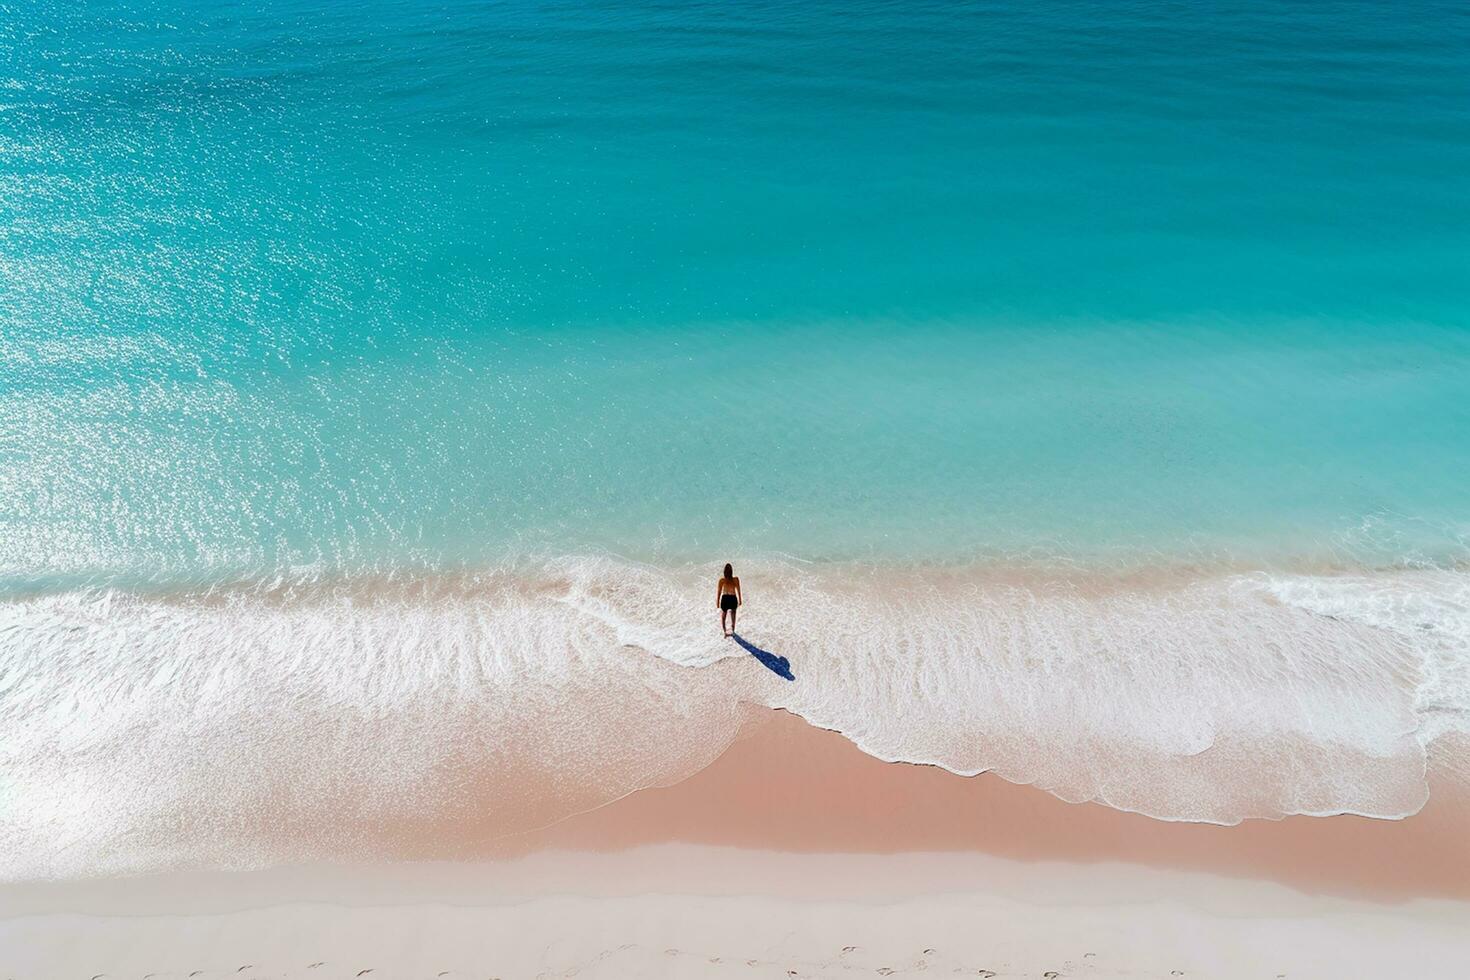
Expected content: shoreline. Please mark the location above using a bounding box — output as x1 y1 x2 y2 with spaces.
4 710 1467 977
6 558 1461 875
6 711 1467 900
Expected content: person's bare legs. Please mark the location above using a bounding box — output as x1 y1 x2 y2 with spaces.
720 608 729 636
729 606 736 636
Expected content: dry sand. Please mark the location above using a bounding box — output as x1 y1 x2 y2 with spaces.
5 848 1469 980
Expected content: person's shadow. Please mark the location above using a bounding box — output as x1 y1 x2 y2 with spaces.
731 633 795 681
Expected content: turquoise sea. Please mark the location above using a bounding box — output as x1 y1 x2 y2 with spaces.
2 1 1468 876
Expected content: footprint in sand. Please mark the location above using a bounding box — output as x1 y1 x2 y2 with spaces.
840 946 858 955
1044 973 1060 979
877 970 894 976
356 971 373 977
977 973 996 979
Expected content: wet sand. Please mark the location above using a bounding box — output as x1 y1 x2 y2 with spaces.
4 712 1467 978
487 710 1470 902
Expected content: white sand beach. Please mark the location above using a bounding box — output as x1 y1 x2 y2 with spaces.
5 847 1470 979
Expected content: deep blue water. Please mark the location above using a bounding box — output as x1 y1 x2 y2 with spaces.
3 0 1469 585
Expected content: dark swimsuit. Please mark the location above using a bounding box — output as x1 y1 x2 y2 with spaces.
720 591 739 611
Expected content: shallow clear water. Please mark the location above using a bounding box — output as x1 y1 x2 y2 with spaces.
5 0 1469 581
2 0 1469 874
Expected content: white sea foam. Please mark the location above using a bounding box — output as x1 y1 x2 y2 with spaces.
1256 571 1470 745
0 558 1465 879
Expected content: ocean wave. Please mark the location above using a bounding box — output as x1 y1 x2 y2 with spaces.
1 558 1465 878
